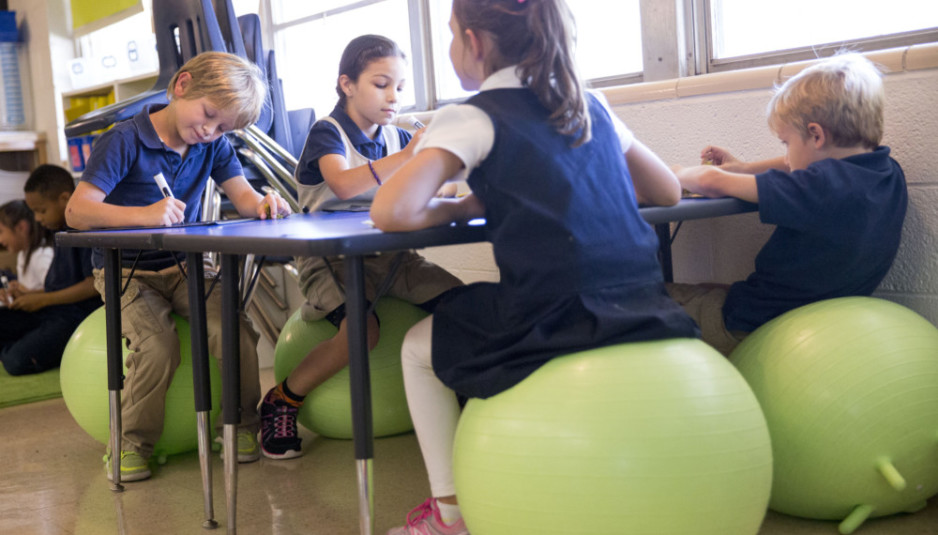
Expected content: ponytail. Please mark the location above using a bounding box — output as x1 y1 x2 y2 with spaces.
453 0 591 146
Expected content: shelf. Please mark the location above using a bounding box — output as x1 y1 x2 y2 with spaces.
62 71 160 122
61 72 159 172
0 131 46 171
62 70 159 101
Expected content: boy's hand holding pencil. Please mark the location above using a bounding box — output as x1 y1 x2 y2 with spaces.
150 172 186 226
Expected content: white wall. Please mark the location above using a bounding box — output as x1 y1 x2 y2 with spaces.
423 51 938 327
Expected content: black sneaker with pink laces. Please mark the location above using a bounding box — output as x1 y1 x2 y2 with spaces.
260 387 303 459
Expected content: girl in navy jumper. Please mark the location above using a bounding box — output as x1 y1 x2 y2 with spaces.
371 1 698 533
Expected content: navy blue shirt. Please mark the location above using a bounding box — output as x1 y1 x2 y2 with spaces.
44 238 100 318
295 105 412 186
80 104 244 270
723 146 907 332
431 90 699 398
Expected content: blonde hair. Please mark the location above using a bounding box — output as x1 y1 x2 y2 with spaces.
167 52 267 130
768 52 884 149
453 0 591 147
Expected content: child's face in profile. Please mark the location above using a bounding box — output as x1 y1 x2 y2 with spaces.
448 13 480 91
0 221 24 252
343 56 408 129
774 121 822 171
24 191 68 231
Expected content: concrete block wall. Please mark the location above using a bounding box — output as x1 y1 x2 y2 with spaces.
421 44 938 326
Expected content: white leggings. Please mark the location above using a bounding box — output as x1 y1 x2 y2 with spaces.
401 315 461 497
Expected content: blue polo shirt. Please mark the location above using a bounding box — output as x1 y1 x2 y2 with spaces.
723 146 907 332
294 105 412 186
80 104 244 270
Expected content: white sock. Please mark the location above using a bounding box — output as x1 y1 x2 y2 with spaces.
436 500 462 525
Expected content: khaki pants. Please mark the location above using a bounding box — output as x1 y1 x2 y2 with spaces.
94 265 260 457
295 251 463 321
665 283 748 357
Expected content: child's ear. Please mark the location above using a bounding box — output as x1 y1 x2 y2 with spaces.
338 74 354 97
466 28 485 62
806 122 827 148
173 71 193 98
58 191 72 205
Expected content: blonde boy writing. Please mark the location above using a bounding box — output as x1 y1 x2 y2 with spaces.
66 52 291 481
671 53 907 356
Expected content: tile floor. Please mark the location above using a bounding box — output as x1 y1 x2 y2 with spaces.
1 368 936 535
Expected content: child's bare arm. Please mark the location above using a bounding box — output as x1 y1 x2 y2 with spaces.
66 182 186 229
675 165 758 203
626 139 682 206
10 276 97 313
371 147 477 231
320 129 427 200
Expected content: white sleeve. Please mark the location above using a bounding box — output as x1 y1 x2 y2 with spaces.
17 246 54 290
591 90 633 153
415 104 495 180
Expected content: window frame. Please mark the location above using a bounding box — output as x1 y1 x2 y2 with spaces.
152 0 938 113
693 0 938 74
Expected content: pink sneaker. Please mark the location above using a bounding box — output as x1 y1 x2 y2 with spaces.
386 498 469 535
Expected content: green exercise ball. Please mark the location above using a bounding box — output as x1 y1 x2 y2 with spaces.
730 297 938 534
453 338 773 535
60 307 223 459
273 297 426 439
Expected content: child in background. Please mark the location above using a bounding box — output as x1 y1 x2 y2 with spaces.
66 52 291 482
259 34 462 460
671 53 907 356
0 199 54 298
0 165 100 376
370 1 699 532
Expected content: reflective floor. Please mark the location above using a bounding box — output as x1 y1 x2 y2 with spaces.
1 368 936 535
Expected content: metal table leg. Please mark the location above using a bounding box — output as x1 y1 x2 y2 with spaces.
655 223 674 283
104 249 125 492
345 256 374 535
185 253 218 529
220 254 241 535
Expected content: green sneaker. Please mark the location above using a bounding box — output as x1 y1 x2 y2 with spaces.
103 451 152 482
216 431 260 463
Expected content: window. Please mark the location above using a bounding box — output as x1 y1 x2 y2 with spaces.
568 1 642 83
706 0 938 70
426 0 643 103
72 0 938 113
230 0 261 16
270 0 415 117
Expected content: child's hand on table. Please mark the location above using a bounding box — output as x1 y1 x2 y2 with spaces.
258 191 292 219
701 145 744 171
673 164 715 197
435 183 459 198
